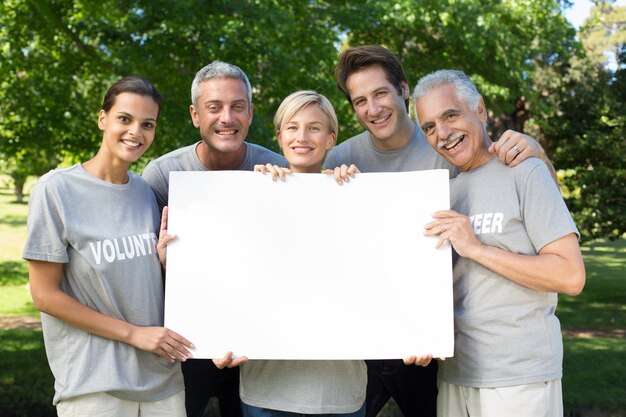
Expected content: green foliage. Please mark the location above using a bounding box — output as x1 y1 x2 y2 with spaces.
0 0 623 240
337 0 578 113
0 262 28 287
528 48 626 242
580 3 626 67
0 0 582 154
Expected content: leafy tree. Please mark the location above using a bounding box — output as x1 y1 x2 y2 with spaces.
334 0 578 114
1 0 622 240
0 0 347 178
520 1 626 242
579 2 626 67
0 0 107 199
526 48 626 241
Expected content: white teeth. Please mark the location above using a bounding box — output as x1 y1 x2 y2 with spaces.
217 130 236 135
292 147 312 153
438 133 464 150
121 139 141 148
372 115 390 124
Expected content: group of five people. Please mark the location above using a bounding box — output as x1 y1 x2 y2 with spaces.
24 44 584 417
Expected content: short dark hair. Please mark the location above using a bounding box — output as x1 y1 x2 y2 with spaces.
335 45 409 110
102 76 162 118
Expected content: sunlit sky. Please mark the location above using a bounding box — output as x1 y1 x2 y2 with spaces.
563 0 625 69
564 0 626 28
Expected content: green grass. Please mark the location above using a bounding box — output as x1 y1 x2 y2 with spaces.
557 239 626 415
0 180 53 416
562 337 626 416
0 178 625 415
0 181 35 320
0 330 55 417
0 285 39 316
0 186 29 287
558 240 626 330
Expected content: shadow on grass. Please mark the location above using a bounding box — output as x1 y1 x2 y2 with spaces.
0 330 55 417
0 214 27 227
558 240 626 331
0 261 28 286
563 337 626 416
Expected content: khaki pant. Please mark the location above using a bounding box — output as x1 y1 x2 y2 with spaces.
56 390 186 417
437 379 563 417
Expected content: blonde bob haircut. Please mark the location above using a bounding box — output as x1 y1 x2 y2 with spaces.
273 90 338 136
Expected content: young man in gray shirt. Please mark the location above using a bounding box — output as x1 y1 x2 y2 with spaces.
327 45 552 417
142 61 285 417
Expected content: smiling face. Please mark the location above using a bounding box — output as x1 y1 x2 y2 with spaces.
97 92 159 165
277 104 336 173
189 77 253 154
345 65 413 151
415 84 492 172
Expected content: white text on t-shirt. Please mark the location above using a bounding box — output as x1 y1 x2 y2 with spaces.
88 233 158 265
469 212 503 235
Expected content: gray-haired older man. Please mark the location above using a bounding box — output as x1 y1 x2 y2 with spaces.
143 60 286 209
414 69 585 417
142 61 286 417
326 44 556 417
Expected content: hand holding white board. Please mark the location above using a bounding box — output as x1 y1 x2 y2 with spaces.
164 170 454 360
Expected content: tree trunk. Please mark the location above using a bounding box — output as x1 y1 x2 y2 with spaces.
489 95 530 140
12 175 25 204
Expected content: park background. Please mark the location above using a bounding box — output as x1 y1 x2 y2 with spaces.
0 0 624 416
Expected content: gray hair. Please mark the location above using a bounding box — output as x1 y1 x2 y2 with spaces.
191 60 253 107
412 70 481 124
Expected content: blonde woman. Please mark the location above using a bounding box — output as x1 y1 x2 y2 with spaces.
240 91 364 417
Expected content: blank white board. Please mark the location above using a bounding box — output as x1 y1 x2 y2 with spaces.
165 170 454 360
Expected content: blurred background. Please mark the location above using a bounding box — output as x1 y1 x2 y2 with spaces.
1 1 624 416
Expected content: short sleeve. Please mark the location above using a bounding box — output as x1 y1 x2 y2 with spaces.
142 160 169 210
519 162 579 252
323 148 340 170
22 179 69 263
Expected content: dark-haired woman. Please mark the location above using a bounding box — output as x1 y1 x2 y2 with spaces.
23 76 193 417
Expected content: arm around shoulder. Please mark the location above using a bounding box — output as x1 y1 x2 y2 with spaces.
490 130 558 184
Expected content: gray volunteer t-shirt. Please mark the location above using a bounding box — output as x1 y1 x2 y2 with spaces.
142 141 287 209
240 360 366 414
440 158 578 388
23 164 183 404
324 123 457 176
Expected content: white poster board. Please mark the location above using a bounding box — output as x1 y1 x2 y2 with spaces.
165 170 454 360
